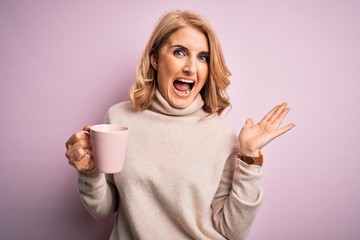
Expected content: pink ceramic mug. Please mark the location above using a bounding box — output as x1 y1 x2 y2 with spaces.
90 124 129 173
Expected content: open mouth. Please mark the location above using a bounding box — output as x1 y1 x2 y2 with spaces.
173 79 195 95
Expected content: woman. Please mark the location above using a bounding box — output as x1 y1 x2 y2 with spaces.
65 10 295 240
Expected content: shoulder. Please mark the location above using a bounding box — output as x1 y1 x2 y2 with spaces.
108 101 134 114
104 101 137 124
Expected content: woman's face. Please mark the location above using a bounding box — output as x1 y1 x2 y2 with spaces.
151 27 209 109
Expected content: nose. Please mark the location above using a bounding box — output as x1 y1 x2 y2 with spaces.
182 57 197 75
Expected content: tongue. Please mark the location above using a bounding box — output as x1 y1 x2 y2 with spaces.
173 80 191 91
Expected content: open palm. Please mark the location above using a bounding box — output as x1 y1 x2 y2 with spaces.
238 103 295 157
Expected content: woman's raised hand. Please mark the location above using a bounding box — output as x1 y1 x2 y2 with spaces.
65 125 95 172
238 103 295 157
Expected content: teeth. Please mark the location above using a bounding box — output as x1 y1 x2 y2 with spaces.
178 79 194 83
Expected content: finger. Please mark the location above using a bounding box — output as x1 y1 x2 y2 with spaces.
65 139 91 159
267 102 287 124
65 132 85 149
68 148 92 166
71 148 91 163
273 122 296 138
244 118 254 128
81 125 91 142
260 104 280 123
65 137 90 159
72 151 95 172
83 124 91 132
269 107 291 128
65 131 89 149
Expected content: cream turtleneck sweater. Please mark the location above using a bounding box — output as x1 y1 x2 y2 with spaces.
77 90 263 240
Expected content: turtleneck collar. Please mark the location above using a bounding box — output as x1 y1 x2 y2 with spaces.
150 89 207 117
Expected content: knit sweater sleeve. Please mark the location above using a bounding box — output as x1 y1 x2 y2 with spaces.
77 171 119 220
211 131 263 240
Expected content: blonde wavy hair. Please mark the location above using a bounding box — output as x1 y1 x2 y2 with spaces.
129 10 231 115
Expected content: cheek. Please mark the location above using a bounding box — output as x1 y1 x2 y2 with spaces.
156 64 175 94
197 79 207 92
198 66 209 84
158 59 178 81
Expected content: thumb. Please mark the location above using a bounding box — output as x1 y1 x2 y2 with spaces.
245 118 254 127
83 124 91 132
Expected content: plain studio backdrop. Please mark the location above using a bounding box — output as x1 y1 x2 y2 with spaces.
1 0 359 239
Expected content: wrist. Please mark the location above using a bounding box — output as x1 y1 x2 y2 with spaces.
239 149 261 157
238 150 263 166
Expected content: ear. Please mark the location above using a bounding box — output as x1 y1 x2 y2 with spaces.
150 52 158 70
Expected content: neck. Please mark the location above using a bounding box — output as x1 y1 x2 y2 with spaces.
150 89 207 117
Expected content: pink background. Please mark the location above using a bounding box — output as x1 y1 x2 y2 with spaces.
1 1 359 239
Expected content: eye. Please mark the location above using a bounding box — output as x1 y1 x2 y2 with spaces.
173 48 186 57
198 54 209 63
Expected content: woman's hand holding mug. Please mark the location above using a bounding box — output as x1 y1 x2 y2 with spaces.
65 125 95 172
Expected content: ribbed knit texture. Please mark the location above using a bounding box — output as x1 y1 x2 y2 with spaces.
78 90 263 240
